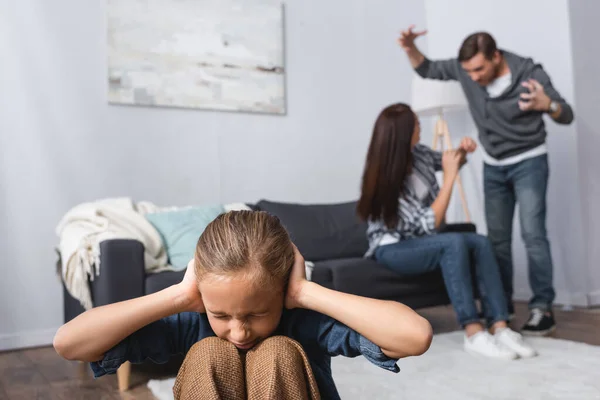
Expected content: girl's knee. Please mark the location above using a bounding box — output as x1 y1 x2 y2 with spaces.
249 336 305 365
186 337 238 361
178 337 242 383
176 337 245 400
254 336 303 354
245 336 319 399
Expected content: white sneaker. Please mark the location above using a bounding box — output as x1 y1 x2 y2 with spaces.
495 327 538 358
464 331 518 360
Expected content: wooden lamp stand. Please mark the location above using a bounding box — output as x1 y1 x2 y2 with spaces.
431 114 472 222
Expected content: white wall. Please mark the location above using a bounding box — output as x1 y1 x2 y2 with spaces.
569 0 600 306
0 0 425 349
422 0 588 307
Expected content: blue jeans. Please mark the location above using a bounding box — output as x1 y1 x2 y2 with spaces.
374 233 509 327
484 154 555 311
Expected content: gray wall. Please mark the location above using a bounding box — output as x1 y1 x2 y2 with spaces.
569 0 600 306
0 0 426 349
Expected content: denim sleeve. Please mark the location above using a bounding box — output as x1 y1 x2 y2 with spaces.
90 312 204 378
316 314 399 373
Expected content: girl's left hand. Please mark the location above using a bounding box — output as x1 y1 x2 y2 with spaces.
178 259 206 314
459 137 477 153
285 245 309 309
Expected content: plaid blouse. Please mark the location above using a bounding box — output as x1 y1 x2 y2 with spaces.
365 144 443 257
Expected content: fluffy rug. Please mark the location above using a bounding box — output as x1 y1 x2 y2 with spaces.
147 331 600 399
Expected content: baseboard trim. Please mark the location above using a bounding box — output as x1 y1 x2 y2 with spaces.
513 290 589 308
0 328 58 351
587 290 600 307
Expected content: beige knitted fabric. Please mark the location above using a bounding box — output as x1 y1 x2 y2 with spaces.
173 336 321 400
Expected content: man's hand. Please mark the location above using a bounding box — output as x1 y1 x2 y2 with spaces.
178 259 205 313
397 24 427 52
285 245 310 310
519 79 552 112
459 137 477 153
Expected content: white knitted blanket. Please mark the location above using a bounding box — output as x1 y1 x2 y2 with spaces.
56 197 169 310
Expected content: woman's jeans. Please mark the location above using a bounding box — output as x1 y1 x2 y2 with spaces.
375 233 509 327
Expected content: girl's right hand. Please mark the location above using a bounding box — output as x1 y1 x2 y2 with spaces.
442 150 463 180
178 259 205 313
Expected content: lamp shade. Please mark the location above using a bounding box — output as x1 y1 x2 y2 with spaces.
410 74 467 117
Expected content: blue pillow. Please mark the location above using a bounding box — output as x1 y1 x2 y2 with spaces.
146 205 225 270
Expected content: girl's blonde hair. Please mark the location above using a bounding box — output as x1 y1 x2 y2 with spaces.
195 210 295 287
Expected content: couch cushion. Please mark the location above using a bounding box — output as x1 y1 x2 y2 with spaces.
146 204 225 270
311 258 447 300
255 200 368 261
145 269 186 294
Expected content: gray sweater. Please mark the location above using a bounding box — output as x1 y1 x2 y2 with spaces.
415 50 574 160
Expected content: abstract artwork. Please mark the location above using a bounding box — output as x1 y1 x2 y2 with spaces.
107 0 285 114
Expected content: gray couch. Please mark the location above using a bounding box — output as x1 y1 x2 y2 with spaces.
62 199 475 323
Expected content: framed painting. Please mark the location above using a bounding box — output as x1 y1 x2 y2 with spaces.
107 0 285 114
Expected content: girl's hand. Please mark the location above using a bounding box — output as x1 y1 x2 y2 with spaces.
459 137 477 153
285 245 310 309
178 259 205 313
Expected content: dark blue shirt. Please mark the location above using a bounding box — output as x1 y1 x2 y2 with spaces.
91 308 400 399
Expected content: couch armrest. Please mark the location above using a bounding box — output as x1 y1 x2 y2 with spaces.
440 223 476 233
91 239 146 306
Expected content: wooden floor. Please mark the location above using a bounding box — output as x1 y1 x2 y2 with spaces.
1 303 599 399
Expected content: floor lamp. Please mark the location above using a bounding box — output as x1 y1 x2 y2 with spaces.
411 75 472 222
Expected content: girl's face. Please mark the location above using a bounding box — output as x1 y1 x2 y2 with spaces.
199 274 284 350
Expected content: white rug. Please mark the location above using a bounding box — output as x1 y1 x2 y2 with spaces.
147 331 600 399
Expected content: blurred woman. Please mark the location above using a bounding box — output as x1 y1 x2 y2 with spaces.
357 103 536 359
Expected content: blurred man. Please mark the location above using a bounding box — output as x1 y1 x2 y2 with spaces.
399 27 574 336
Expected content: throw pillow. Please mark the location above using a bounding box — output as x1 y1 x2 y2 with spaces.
146 204 225 270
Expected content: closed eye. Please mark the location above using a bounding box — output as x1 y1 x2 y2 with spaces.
250 313 268 318
210 312 269 320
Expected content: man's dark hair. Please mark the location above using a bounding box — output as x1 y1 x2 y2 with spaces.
458 32 497 62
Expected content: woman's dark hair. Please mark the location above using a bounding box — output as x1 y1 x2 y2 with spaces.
458 31 497 62
357 103 416 229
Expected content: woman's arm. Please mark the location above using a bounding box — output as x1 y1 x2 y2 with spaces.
286 248 433 359
430 150 462 228
430 175 455 228
53 261 204 362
